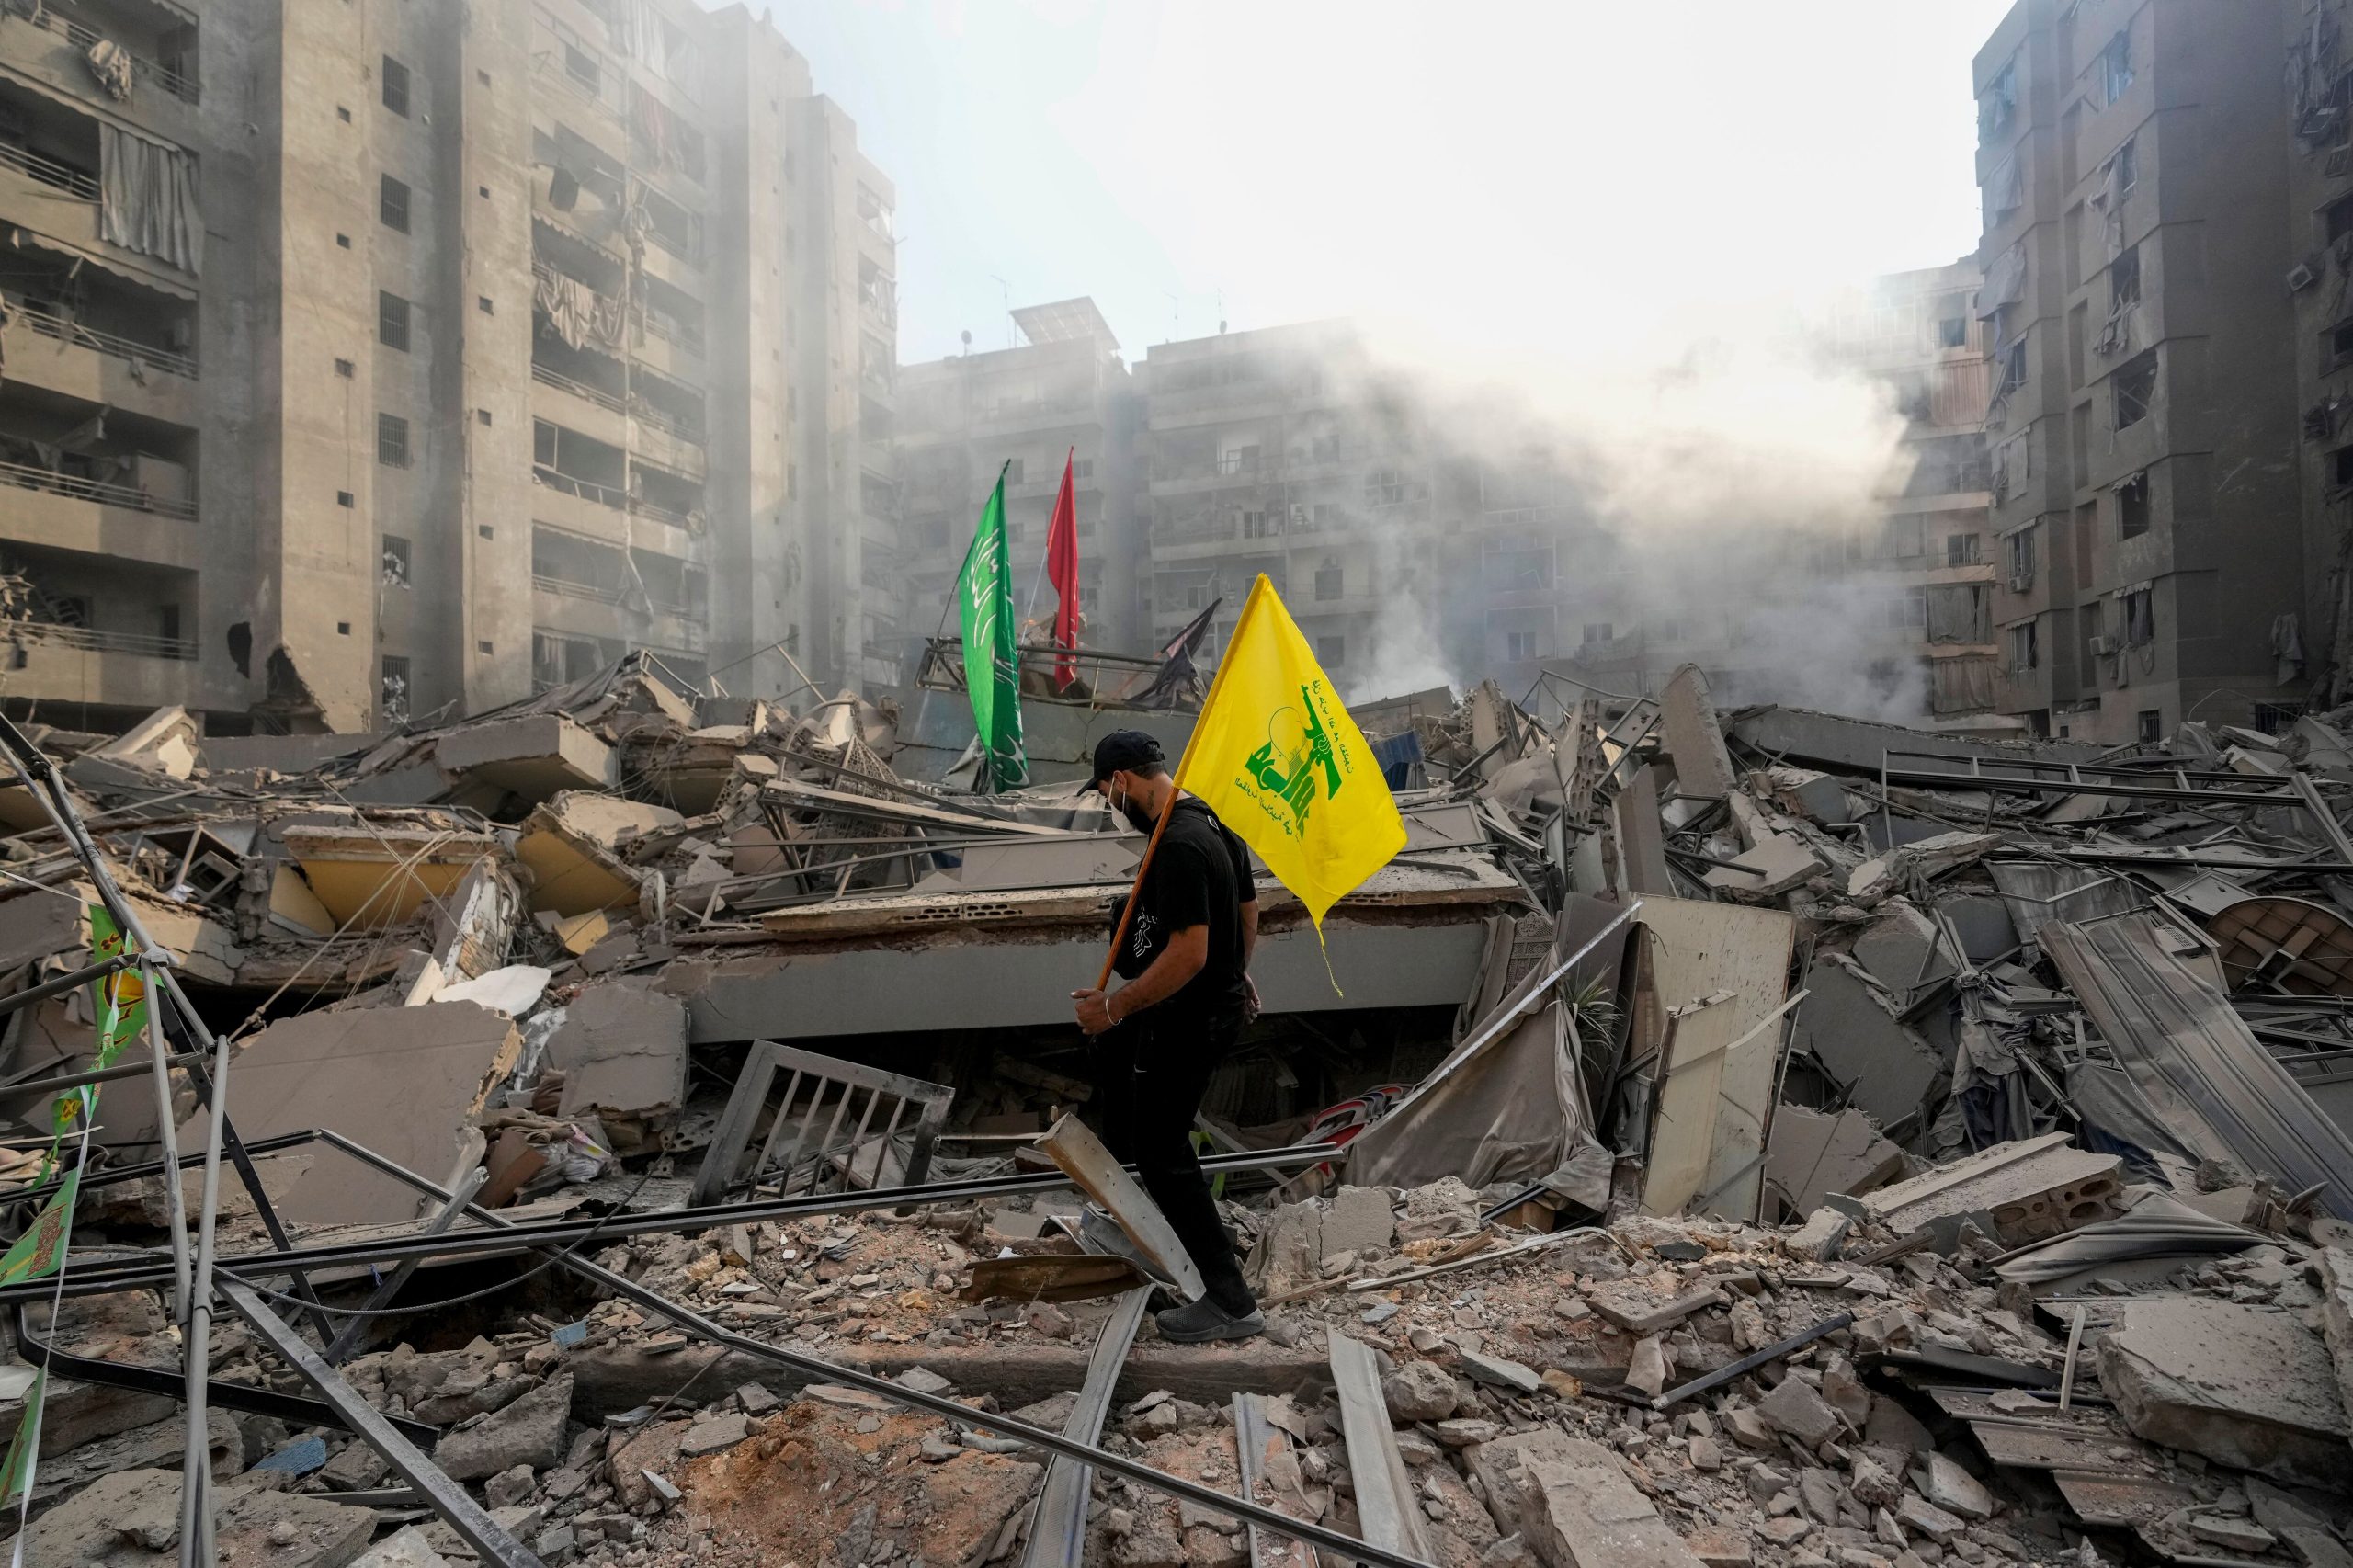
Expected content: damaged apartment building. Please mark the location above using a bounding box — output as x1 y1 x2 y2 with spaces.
1968 0 2353 744
0 0 898 738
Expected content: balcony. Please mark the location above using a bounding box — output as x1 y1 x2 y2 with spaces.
7 619 193 660
0 457 193 520
5 3 198 107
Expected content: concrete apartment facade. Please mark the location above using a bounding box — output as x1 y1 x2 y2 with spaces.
1973 0 2311 743
893 301 1142 665
0 0 892 735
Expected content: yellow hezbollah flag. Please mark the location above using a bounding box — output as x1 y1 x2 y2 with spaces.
1174 574 1405 937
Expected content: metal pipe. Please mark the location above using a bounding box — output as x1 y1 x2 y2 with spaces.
0 952 134 1018
1645 1312 1856 1411
134 964 192 1324
0 1050 208 1099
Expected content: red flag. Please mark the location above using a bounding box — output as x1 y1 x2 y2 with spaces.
1045 448 1081 689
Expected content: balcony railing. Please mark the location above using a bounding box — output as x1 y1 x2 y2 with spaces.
532 360 624 414
0 140 97 201
631 396 703 445
534 464 626 510
9 297 197 380
24 7 198 104
635 306 704 357
6 619 195 659
532 573 628 605
0 457 195 518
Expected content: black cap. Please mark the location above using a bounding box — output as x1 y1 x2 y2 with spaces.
1089 730 1165 787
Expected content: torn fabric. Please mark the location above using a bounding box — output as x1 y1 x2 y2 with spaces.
98 126 200 275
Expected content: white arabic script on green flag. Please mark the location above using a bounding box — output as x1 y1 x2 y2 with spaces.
955 463 1027 791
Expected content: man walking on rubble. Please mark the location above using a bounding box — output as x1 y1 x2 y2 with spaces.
1071 730 1266 1343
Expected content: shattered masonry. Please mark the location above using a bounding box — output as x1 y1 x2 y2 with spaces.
8 653 2353 1568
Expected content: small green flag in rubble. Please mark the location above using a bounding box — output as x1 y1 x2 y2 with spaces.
955 462 1027 793
0 1366 43 1506
0 1166 78 1290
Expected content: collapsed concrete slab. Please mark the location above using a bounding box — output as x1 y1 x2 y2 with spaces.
181 999 521 1227
1859 1131 2122 1246
2097 1296 2353 1491
1764 1104 1907 1218
546 976 688 1153
280 821 501 929
516 792 678 916
433 713 617 801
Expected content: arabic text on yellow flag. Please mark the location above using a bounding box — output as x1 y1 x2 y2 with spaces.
1174 574 1406 937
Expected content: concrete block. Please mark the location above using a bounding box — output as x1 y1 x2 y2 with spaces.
1586 1284 1725 1336
2098 1297 2352 1492
1324 1185 1396 1259
24 1469 372 1567
434 1375 574 1481
1767 1106 1908 1218
1756 1376 1843 1447
1859 1132 2122 1247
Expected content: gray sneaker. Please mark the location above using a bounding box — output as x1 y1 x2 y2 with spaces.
1155 1297 1265 1343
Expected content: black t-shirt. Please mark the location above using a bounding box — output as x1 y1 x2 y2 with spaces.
1111 797 1256 1028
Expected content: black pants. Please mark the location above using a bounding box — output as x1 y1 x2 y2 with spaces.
1088 1014 1256 1314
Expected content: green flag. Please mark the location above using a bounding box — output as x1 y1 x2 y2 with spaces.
0 1166 78 1289
956 464 1027 791
0 1365 43 1506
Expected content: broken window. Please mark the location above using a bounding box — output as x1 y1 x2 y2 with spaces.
381 654 411 724
381 55 411 118
2111 245 2141 310
1979 59 2018 141
1938 315 1968 349
379 290 411 352
377 413 410 468
2113 349 2157 429
1993 336 2028 405
2005 527 2035 589
2099 30 2133 106
1948 532 1982 566
2121 585 2155 646
2138 708 2162 744
382 535 412 585
1314 566 1343 601
2118 471 2152 535
1365 469 1409 506
2008 619 2040 672
1317 635 1345 667
2114 138 2137 194
381 175 410 234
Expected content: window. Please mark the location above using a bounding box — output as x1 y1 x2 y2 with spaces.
2082 599 2105 661
2099 30 2133 106
1581 620 1615 645
2329 319 2353 371
158 604 180 643
336 490 354 508
2138 708 2163 744
379 291 411 352
381 656 412 722
2119 472 2152 535
1073 458 1095 480
2121 586 2155 646
1242 510 1275 539
379 175 410 233
2330 193 2353 247
1314 566 1343 601
2114 138 2137 195
563 41 600 94
382 535 412 585
377 413 410 468
477 296 494 316
1947 532 1982 566
381 55 410 117
1365 469 1408 506
2111 245 2141 310
2113 350 2156 428
1938 316 1968 349
1317 635 1345 667
334 358 355 379
1980 60 2018 141
1994 336 2028 397
2005 525 2036 587
1888 589 1927 631
1505 628 1554 662
2008 619 2040 671
2335 446 2353 493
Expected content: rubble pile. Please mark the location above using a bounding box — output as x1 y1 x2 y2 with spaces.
11 653 2353 1567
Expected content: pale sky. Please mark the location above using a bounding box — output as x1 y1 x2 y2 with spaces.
718 0 2019 367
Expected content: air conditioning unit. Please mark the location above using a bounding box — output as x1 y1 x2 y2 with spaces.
2290 259 2322 293
2088 634 2118 656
